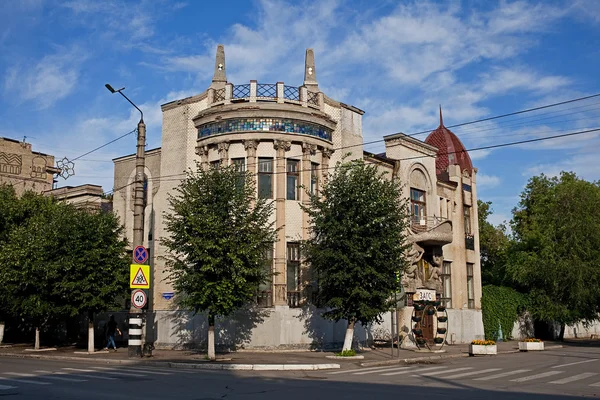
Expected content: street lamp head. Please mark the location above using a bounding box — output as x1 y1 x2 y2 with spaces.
105 83 125 94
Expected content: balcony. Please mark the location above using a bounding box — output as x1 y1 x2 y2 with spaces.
209 81 322 109
287 290 302 308
465 234 475 250
409 216 453 246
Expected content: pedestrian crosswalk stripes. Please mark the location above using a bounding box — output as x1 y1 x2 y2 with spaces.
473 369 531 381
353 367 412 375
382 366 445 376
417 367 473 377
442 368 501 379
0 376 52 385
509 371 564 382
60 368 118 380
0 384 16 390
328 365 395 375
551 359 598 368
549 372 598 384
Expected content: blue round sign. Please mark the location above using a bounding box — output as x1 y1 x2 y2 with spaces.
134 246 148 264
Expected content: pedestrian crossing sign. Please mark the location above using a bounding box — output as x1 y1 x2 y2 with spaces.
130 264 150 289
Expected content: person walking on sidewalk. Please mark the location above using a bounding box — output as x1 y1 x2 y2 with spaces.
104 315 121 351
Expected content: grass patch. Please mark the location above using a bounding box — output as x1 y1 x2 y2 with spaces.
335 349 357 357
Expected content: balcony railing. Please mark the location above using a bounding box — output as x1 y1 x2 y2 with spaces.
287 290 302 308
209 82 322 110
465 234 475 250
283 85 300 101
256 290 273 308
410 216 449 232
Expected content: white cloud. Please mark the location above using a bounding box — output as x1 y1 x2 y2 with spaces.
477 173 501 188
4 46 88 109
523 149 600 182
480 67 571 96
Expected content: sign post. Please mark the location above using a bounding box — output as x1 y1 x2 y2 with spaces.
131 289 148 309
129 260 150 358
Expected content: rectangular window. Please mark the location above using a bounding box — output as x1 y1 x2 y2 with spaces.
410 188 426 225
287 159 300 200
441 261 452 309
464 206 472 235
310 162 319 195
210 160 220 169
467 262 474 309
287 243 301 291
258 158 273 199
232 158 246 188
257 245 273 308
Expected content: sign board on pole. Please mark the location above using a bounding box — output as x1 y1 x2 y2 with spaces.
133 246 148 264
130 264 150 289
131 289 147 309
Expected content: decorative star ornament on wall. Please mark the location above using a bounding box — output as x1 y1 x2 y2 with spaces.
56 157 75 179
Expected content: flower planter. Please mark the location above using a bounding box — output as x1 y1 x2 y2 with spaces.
416 339 427 346
469 344 497 356
438 316 448 323
436 306 446 312
414 304 425 311
437 328 447 334
412 316 422 322
412 329 423 336
519 341 544 351
433 337 444 344
426 309 436 315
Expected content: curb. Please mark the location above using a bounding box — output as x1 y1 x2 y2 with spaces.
0 352 340 371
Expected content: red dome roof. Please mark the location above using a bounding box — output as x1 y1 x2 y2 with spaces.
424 107 473 176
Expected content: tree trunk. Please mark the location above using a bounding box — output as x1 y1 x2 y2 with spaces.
558 324 565 342
35 326 40 350
0 320 5 344
207 314 216 361
88 311 94 354
342 319 355 352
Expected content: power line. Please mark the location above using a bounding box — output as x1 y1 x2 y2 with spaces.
71 129 137 162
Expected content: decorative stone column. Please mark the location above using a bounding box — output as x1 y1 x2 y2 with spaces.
217 142 230 166
195 145 209 171
302 143 316 240
321 147 334 185
273 139 291 306
243 140 259 176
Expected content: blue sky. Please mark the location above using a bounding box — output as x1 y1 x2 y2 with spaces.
1 0 599 225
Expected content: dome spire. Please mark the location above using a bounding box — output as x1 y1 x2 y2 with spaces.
439 104 443 127
210 44 226 89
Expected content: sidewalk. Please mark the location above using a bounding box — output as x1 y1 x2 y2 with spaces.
0 340 563 371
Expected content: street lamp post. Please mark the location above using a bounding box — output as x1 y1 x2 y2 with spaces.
106 83 146 358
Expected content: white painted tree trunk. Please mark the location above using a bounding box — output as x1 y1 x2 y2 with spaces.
207 324 215 361
342 320 355 352
0 321 5 344
35 327 40 350
88 321 94 354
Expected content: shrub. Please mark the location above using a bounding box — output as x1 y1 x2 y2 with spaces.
336 349 357 357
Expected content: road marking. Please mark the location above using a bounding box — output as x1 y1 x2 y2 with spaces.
474 369 531 381
105 367 171 375
84 368 146 378
442 368 501 379
33 371 88 382
0 376 51 385
328 365 398 375
590 381 600 387
354 366 412 375
549 372 598 384
0 384 17 390
417 367 474 377
551 359 598 369
61 368 117 380
510 371 563 382
382 366 445 376
127 367 194 374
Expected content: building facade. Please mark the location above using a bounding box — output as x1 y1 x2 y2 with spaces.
0 137 59 196
113 46 484 349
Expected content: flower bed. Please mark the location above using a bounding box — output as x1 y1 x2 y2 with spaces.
469 340 497 356
519 338 544 351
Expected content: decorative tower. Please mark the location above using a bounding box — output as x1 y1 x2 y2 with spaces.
303 48 318 89
210 44 227 89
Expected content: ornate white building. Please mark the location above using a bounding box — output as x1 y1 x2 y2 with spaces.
113 46 484 349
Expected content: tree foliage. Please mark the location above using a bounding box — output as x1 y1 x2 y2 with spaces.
0 186 129 330
302 159 411 326
481 285 526 341
163 164 276 319
478 200 512 286
508 172 600 326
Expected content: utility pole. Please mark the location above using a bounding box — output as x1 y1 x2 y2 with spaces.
105 83 146 358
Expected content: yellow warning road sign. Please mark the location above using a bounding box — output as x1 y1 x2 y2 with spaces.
130 264 150 289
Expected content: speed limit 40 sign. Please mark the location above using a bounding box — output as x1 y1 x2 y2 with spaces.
131 289 147 309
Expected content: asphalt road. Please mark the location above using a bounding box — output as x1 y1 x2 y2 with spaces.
0 345 598 399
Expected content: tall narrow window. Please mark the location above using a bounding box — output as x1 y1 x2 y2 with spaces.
258 158 273 199
310 162 319 195
232 158 246 188
287 159 299 200
441 261 452 308
464 206 472 235
467 263 475 309
257 245 273 308
287 243 301 308
210 160 220 170
410 188 426 225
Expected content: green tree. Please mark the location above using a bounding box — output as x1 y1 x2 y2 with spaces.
302 159 411 351
478 200 512 286
508 172 600 339
163 164 276 360
0 190 129 349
